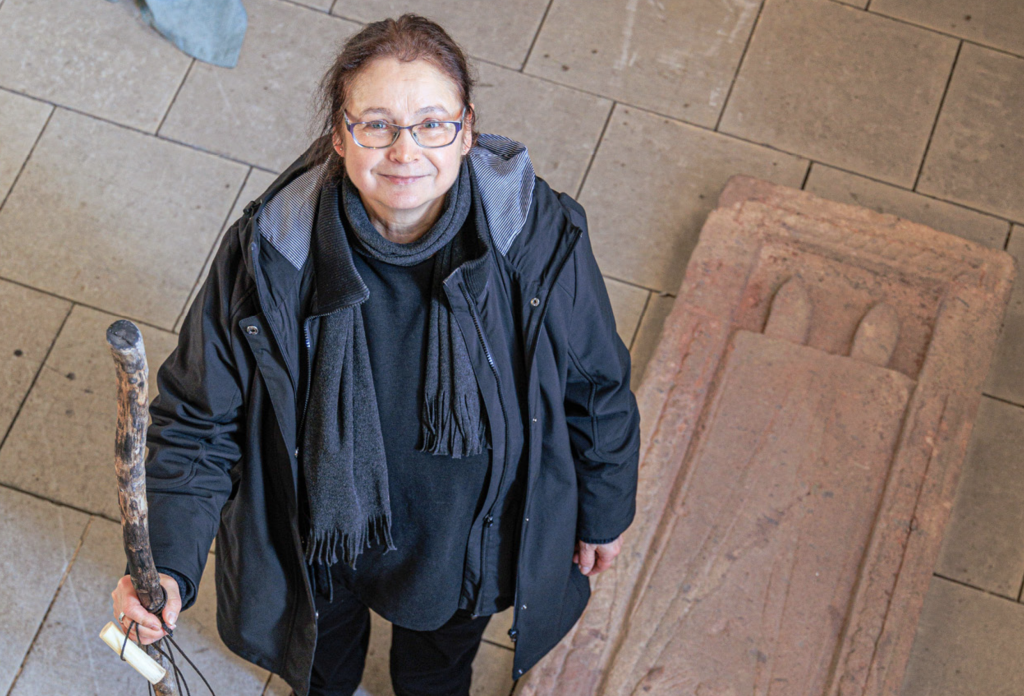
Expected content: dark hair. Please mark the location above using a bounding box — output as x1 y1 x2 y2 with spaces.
308 14 477 174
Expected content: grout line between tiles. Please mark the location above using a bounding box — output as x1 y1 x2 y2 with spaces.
0 303 72 455
0 276 178 334
481 637 514 652
980 393 1024 410
864 9 1024 62
627 293 652 352
520 0 556 72
0 106 54 214
1003 223 1013 251
172 167 255 330
1017 569 1024 603
602 273 676 297
912 41 962 192
329 0 338 13
156 58 195 136
574 102 616 200
276 0 332 14
4 516 93 696
933 572 1022 605
800 161 814 190
713 0 766 132
262 672 275 695
864 0 872 9
0 483 121 526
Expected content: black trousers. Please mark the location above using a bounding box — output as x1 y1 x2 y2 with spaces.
305 573 492 696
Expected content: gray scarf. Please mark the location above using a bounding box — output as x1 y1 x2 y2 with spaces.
302 159 488 570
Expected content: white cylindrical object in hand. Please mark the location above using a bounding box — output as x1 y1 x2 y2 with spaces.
99 621 168 684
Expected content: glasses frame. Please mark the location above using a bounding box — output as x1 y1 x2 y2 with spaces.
343 109 466 149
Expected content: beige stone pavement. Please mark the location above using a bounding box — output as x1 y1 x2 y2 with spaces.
0 0 1022 694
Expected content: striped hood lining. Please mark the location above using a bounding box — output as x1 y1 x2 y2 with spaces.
259 133 535 271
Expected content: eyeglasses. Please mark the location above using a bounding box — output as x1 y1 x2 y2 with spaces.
343 109 466 149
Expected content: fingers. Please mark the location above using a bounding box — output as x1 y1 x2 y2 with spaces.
158 573 181 629
111 575 171 645
577 542 596 575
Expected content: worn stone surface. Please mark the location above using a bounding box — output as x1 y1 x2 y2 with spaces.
0 109 247 329
525 0 760 127
0 306 179 520
516 176 1014 696
935 397 1024 597
10 516 267 695
579 105 807 294
805 164 1010 249
472 61 612 196
0 279 70 437
872 0 1024 57
719 0 958 187
917 44 1024 224
604 279 649 350
0 0 191 131
628 293 675 392
160 0 359 172
0 488 89 695
984 226 1024 404
0 89 50 202
901 577 1024 695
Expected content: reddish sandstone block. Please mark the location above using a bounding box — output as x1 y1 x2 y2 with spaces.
518 177 1015 696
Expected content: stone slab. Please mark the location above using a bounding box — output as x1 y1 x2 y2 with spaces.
901 577 1024 695
0 488 89 695
525 0 760 127
331 0 550 70
628 293 674 392
805 164 1010 249
472 62 612 196
603 279 648 350
175 168 280 333
160 0 360 172
0 279 70 437
935 396 1024 597
579 105 808 294
0 0 191 131
872 0 1024 57
0 89 51 202
984 225 1024 404
10 516 268 695
0 306 179 520
265 610 514 695
719 0 958 187
917 43 1024 224
0 109 247 329
516 176 1014 696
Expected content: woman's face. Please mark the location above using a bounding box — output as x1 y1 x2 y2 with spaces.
333 57 473 228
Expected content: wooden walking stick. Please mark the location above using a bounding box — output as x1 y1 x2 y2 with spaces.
99 319 178 695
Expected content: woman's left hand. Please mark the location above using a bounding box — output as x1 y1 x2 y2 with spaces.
573 536 623 577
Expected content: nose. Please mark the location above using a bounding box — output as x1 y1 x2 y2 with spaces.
388 128 420 164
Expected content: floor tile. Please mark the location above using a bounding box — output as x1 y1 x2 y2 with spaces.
0 0 191 131
0 280 70 437
934 397 1024 597
917 44 1024 223
472 62 612 196
0 89 51 201
719 0 958 187
0 109 247 329
331 0 550 69
804 164 1010 248
482 607 514 649
175 168 280 333
290 0 333 11
160 0 360 172
0 305 179 520
901 576 1024 695
10 516 267 696
265 611 514 696
872 0 1024 57
580 105 808 294
834 0 869 7
629 293 675 391
0 488 89 695
525 0 760 127
984 225 1024 404
604 279 648 349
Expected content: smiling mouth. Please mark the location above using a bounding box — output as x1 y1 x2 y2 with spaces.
380 174 426 185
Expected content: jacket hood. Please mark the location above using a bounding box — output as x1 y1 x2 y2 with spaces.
254 133 536 274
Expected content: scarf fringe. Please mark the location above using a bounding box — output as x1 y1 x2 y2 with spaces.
305 513 397 570
420 395 489 458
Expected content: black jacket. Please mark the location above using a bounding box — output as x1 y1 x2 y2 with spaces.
143 134 641 693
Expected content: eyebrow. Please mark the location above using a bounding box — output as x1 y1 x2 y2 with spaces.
356 105 451 119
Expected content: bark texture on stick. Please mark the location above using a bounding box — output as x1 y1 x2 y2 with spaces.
107 319 177 696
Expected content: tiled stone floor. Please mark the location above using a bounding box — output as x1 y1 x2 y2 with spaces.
0 0 1021 694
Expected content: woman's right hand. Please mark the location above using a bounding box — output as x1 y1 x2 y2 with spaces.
111 573 181 645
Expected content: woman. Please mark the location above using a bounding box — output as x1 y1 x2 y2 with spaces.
111 15 640 696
